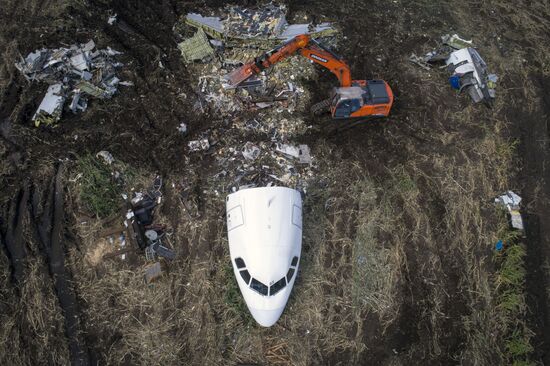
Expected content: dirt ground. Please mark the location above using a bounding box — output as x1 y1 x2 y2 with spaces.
1 0 549 365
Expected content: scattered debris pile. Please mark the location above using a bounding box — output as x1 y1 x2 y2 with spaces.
409 34 497 104
180 3 337 47
495 190 524 230
176 4 329 196
15 40 130 126
209 138 314 195
125 176 177 260
223 3 287 38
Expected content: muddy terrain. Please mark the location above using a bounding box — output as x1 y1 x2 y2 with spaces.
1 0 549 365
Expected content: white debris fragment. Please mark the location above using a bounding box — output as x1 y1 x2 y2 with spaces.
177 122 188 134
32 83 66 125
104 47 123 56
131 193 144 206
108 14 118 25
442 34 473 49
276 143 300 158
188 139 210 152
82 40 96 52
96 150 114 165
495 191 524 230
298 145 312 164
69 91 88 114
242 142 261 161
280 22 334 40
70 52 90 71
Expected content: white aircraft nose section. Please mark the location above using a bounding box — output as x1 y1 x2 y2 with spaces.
226 187 302 327
248 307 285 327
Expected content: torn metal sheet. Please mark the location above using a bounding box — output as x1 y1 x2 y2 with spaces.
495 191 524 230
186 13 224 37
178 28 215 63
276 143 300 158
280 23 335 40
33 84 66 127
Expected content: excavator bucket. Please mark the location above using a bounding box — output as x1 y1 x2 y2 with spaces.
222 63 255 89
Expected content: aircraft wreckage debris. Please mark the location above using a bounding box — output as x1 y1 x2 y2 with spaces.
15 40 131 126
180 3 337 47
409 34 497 104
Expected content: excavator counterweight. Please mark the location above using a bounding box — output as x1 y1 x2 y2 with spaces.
223 34 393 120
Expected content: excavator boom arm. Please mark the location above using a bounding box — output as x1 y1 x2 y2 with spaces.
298 45 352 87
223 34 352 88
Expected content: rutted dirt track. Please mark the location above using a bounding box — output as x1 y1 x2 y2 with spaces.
1 1 549 365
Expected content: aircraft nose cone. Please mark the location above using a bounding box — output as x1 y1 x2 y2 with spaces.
248 307 285 327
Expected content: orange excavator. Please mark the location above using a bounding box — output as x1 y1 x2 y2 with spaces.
223 34 393 121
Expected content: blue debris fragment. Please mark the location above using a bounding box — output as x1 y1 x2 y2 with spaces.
495 240 504 251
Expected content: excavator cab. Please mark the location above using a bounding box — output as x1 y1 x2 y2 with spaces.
330 80 393 119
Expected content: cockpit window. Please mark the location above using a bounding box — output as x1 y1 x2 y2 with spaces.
250 278 268 296
235 257 245 269
239 270 251 285
269 277 287 296
287 267 295 282
235 256 299 296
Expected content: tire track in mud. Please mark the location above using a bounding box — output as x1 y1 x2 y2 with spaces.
515 74 550 364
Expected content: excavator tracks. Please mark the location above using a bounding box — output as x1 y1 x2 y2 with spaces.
310 98 331 115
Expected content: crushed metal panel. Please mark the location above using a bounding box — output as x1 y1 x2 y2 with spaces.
76 80 114 99
178 28 215 63
33 83 66 126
